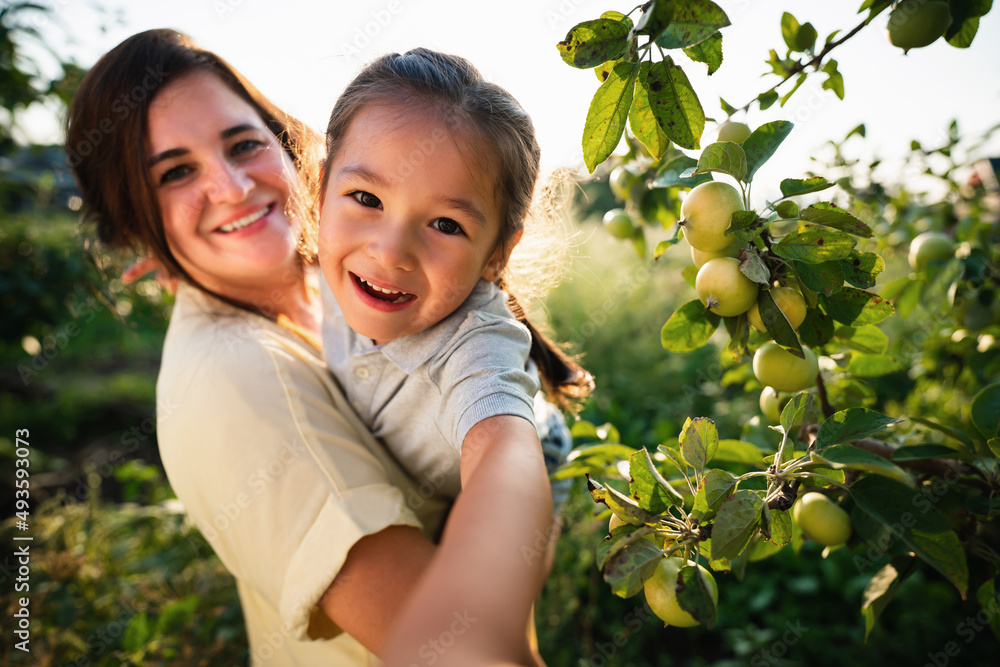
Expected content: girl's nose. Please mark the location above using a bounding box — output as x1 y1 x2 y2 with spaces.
366 223 416 271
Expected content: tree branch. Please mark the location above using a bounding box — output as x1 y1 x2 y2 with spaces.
737 16 870 114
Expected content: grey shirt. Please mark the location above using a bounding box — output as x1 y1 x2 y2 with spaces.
322 279 539 500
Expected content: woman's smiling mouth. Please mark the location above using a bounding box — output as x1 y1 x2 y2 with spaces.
217 204 272 233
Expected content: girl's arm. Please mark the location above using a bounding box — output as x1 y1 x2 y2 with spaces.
382 414 553 666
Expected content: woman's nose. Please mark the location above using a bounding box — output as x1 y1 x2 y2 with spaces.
205 160 253 204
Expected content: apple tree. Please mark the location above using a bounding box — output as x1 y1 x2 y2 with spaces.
553 0 1000 643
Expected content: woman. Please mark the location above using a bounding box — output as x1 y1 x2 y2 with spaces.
67 29 549 666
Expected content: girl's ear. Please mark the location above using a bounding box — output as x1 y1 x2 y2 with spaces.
482 230 522 282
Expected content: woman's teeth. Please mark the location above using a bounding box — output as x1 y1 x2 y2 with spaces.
219 205 270 233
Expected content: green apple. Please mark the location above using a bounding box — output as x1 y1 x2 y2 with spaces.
747 287 808 332
644 557 718 627
691 240 745 269
680 181 745 252
695 257 760 317
752 342 819 392
716 121 751 144
793 492 852 547
603 208 636 239
908 231 954 270
887 0 952 53
759 386 784 423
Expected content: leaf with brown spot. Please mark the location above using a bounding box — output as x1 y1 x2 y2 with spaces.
772 225 856 263
557 19 631 69
820 286 895 326
646 57 705 150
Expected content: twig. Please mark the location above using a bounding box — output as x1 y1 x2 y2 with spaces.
815 372 835 419
737 16 870 113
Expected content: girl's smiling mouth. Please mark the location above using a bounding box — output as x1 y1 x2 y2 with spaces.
352 273 416 304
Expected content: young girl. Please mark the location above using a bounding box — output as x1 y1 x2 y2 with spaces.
317 48 593 506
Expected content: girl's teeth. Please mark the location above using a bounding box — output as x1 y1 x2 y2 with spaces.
219 206 269 232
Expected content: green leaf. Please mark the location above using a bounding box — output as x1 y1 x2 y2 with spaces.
799 202 874 237
774 200 798 218
835 324 889 355
711 489 765 561
680 262 698 287
839 250 885 290
661 299 720 352
676 563 719 628
741 120 793 182
633 0 677 40
757 90 778 110
792 260 845 296
655 0 731 49
816 408 902 448
798 306 835 346
799 466 846 488
693 141 747 181
123 611 151 653
683 30 723 75
680 416 719 472
653 154 713 188
557 19 631 69
861 557 918 642
779 12 801 51
629 449 674 514
945 0 992 48
812 445 914 488
713 439 766 467
692 468 737 520
647 58 706 150
727 210 769 242
779 176 834 198
780 392 819 432
822 59 844 100
847 353 906 377
587 475 656 525
603 537 664 598
569 421 621 443
629 62 671 160
655 238 680 260
891 445 968 462
970 383 1000 438
738 248 770 285
850 476 968 598
820 286 895 326
989 438 1000 458
758 289 802 354
909 417 975 450
976 578 1000 642
582 61 638 173
772 226 857 263
780 73 808 106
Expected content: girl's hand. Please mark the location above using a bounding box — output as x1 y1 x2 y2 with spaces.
122 257 178 294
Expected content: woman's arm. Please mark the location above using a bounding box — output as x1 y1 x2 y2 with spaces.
319 524 436 655
382 415 553 666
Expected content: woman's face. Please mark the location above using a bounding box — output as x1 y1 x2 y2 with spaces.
147 70 301 302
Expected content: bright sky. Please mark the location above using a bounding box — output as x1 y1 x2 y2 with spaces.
25 0 1000 200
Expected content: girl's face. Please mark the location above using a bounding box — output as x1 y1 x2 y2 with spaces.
147 70 301 302
319 104 509 345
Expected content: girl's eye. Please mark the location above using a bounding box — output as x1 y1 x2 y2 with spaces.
351 191 382 208
432 218 464 236
158 165 192 185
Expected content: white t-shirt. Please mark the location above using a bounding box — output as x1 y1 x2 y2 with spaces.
157 281 449 666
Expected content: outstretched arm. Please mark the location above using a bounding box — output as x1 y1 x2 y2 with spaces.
381 415 554 666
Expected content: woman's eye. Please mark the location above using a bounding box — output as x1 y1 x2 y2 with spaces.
159 165 192 185
351 191 382 208
232 139 264 157
432 218 464 236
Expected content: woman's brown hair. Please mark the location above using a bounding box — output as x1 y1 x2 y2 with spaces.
320 48 593 408
65 28 321 316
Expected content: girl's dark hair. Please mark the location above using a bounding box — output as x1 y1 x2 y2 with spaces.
321 48 593 408
65 28 321 316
